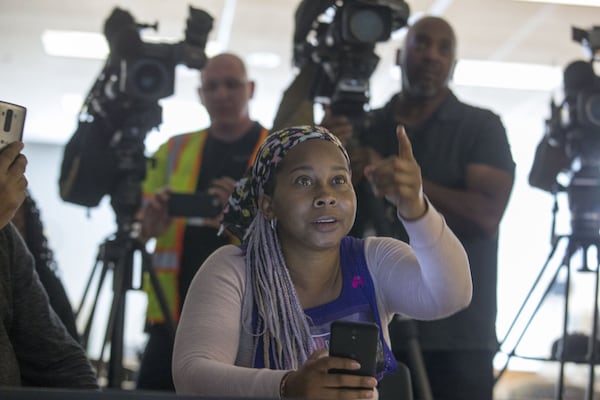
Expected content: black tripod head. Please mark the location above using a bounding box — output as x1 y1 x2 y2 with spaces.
107 102 162 236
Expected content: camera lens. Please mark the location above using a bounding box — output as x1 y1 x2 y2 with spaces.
348 9 385 43
584 93 600 127
126 58 173 100
341 3 392 44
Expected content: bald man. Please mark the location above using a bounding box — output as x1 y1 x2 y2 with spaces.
137 53 269 391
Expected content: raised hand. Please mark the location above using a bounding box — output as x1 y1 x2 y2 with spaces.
364 125 426 220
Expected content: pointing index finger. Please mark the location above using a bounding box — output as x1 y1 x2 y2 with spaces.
396 125 413 160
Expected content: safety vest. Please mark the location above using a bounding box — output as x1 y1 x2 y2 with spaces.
142 126 268 323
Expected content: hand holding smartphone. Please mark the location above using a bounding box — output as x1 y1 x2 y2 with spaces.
329 320 379 377
167 192 222 218
0 101 26 150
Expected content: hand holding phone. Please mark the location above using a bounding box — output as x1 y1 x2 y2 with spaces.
0 101 26 150
0 138 28 228
167 192 222 218
329 320 379 377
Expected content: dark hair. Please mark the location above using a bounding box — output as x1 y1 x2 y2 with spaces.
18 191 80 341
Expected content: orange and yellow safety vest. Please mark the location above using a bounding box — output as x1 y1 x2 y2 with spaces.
142 127 268 323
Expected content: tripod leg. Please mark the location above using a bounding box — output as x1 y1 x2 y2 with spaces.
554 244 575 400
405 336 433 400
391 317 433 400
107 285 125 388
79 258 110 350
75 245 103 319
91 238 175 389
140 243 176 339
91 237 137 389
585 245 600 400
495 246 566 383
97 284 124 387
497 236 563 352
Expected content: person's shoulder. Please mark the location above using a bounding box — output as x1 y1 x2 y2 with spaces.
0 223 11 239
363 235 408 257
168 128 208 143
364 235 402 248
200 244 247 284
0 223 22 249
371 93 400 115
211 243 244 257
202 244 245 272
253 121 267 130
451 92 502 120
152 129 208 156
250 121 268 137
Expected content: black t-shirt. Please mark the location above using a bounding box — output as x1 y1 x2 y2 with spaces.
360 92 515 351
178 122 264 303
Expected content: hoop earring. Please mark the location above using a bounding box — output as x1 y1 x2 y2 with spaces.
270 218 277 230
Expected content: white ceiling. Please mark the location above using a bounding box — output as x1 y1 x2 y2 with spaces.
1 0 599 148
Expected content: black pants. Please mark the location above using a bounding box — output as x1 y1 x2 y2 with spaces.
136 324 175 391
395 349 495 400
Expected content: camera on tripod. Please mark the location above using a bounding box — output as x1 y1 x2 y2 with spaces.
59 6 213 211
529 25 600 239
545 27 600 157
60 7 214 387
293 0 410 119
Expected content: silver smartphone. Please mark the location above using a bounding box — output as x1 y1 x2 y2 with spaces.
0 101 27 150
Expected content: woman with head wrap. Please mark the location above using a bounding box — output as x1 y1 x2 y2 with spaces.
172 125 471 399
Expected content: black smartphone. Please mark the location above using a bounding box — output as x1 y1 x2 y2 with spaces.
167 192 222 218
0 101 26 150
329 320 379 377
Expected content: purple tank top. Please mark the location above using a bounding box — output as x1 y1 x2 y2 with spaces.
253 236 398 380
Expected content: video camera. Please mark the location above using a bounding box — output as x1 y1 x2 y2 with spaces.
546 27 600 163
530 25 600 239
99 6 213 105
293 0 410 119
59 6 213 219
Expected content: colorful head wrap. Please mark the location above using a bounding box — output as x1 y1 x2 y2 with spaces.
221 125 349 240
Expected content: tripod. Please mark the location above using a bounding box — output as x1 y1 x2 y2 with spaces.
390 317 434 400
75 109 175 388
495 196 600 400
76 215 175 388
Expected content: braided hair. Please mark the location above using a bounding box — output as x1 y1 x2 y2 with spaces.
221 125 350 369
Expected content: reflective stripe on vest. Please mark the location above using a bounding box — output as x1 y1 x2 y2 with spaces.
145 127 269 323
